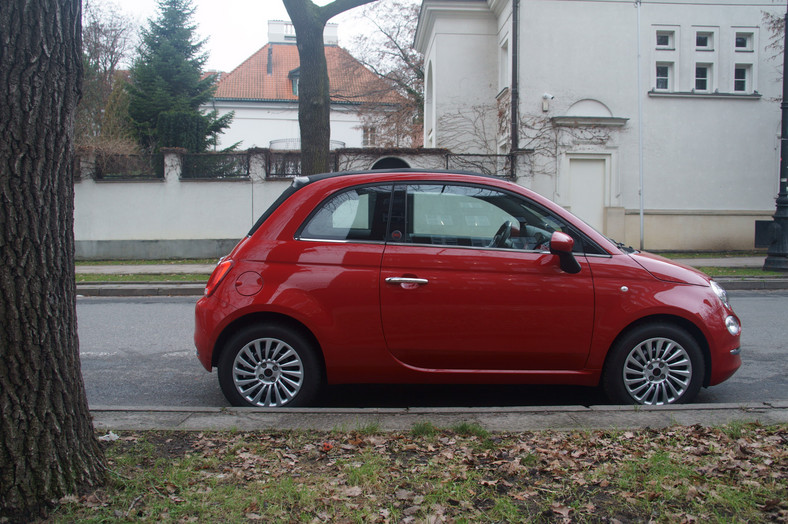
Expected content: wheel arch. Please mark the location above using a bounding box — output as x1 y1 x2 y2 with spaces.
212 312 326 380
603 314 712 387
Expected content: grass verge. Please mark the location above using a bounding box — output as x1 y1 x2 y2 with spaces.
696 267 786 278
43 423 786 523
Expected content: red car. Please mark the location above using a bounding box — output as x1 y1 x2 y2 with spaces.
194 171 741 407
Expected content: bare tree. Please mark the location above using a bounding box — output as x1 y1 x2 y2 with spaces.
438 102 613 178
282 0 378 175
77 0 137 148
348 0 423 147
0 0 107 520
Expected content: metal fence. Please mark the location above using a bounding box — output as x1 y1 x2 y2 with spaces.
181 152 250 179
93 154 159 180
266 151 339 178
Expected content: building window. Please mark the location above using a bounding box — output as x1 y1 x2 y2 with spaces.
289 69 300 96
656 63 672 90
499 40 509 90
735 32 753 51
656 31 674 49
696 32 713 50
734 65 750 92
363 126 377 147
695 64 711 91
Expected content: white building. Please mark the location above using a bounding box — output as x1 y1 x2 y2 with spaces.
415 0 784 250
209 21 400 151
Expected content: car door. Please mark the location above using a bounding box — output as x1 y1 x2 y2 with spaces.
380 183 595 371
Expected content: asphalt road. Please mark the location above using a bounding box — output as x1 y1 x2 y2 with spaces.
78 291 788 408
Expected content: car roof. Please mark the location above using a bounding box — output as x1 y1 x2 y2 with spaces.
293 169 505 188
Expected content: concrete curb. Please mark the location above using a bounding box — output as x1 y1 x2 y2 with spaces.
90 402 788 432
77 282 206 297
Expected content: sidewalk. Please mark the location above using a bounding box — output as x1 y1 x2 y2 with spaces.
75 256 788 296
90 402 788 432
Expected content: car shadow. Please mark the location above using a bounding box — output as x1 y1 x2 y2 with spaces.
316 383 610 408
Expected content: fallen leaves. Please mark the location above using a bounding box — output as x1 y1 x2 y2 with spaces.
59 423 788 522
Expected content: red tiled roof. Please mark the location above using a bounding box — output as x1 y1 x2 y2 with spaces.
215 43 401 105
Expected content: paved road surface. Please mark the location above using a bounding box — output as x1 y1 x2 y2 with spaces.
78 291 788 408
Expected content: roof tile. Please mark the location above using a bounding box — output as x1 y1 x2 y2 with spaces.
215 43 400 105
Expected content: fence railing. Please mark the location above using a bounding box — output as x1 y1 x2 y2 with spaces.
181 152 250 179
267 151 340 178
93 153 159 180
78 149 521 181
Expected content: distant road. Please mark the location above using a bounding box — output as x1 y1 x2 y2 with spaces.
78 291 788 408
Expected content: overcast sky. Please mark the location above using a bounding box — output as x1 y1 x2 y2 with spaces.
116 0 363 72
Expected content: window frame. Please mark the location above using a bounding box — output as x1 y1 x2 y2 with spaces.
735 32 753 52
694 64 711 92
695 31 714 51
297 184 393 243
389 182 604 255
655 62 672 91
656 30 674 50
733 65 750 93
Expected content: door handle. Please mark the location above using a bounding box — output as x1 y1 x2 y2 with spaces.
385 277 428 286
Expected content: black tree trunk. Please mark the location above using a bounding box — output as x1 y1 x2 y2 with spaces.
283 0 377 176
0 0 107 520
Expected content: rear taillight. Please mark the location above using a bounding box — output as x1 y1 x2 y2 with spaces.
204 259 233 297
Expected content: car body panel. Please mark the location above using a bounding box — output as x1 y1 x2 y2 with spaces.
194 170 741 398
380 245 594 370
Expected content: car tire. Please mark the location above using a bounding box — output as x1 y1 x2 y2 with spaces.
602 323 705 405
217 324 322 407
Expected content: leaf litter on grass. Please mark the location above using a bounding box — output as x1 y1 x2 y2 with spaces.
46 423 787 523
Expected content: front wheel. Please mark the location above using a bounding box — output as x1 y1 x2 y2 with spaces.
603 324 705 405
217 325 322 407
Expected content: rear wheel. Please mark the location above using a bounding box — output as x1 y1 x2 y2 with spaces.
218 324 322 407
603 323 704 405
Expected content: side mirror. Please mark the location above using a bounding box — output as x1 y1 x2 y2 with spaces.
550 231 581 274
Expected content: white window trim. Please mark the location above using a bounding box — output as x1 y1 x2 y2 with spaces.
694 63 712 93
655 62 673 92
733 64 751 93
695 31 714 51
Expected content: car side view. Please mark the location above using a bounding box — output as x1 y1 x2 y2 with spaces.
194 170 741 407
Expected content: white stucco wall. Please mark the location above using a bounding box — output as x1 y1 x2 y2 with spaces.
415 0 783 250
207 100 367 151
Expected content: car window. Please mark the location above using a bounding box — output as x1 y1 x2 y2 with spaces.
390 183 587 252
299 185 391 242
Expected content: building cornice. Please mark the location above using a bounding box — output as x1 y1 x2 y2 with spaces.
415 0 492 53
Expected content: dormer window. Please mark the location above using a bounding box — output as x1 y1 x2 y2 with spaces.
289 68 300 96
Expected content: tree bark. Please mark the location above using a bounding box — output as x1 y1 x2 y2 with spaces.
283 0 377 175
0 1 107 520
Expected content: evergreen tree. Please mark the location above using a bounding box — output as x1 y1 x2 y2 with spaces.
127 0 232 153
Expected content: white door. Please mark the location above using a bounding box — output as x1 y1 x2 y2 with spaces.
568 158 605 232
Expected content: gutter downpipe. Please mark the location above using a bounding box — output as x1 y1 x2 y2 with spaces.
636 0 645 250
510 0 520 179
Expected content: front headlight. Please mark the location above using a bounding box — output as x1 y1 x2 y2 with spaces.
710 280 730 308
725 315 741 336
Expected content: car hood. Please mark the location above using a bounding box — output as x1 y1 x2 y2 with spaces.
628 252 710 286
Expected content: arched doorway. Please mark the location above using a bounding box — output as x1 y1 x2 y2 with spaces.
371 157 410 170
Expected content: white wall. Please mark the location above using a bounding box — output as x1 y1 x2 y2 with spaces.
74 149 452 259
208 100 367 151
415 0 783 250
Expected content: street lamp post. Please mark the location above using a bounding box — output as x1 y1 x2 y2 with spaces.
764 5 788 272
